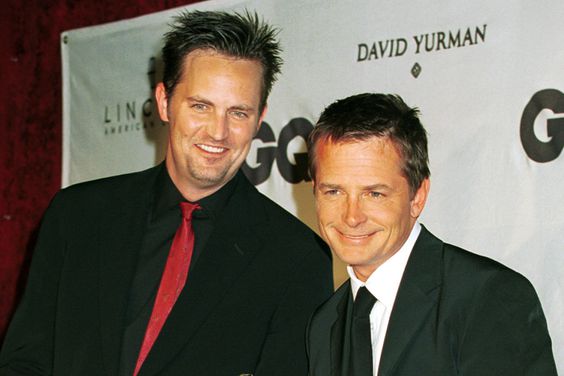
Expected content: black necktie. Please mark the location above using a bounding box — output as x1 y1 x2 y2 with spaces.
350 286 377 376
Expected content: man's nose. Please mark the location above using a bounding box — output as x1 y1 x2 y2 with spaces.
206 113 229 141
344 197 367 227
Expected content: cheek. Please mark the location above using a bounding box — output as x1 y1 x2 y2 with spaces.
171 118 196 137
315 214 333 244
226 127 257 163
316 200 339 226
366 201 397 221
168 124 184 146
234 123 259 142
239 132 256 147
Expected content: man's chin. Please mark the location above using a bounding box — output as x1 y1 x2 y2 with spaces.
190 168 232 188
333 247 375 266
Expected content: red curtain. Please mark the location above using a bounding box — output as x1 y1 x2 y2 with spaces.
0 0 201 341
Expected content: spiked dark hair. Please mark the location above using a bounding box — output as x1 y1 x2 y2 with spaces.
308 93 430 196
161 9 282 111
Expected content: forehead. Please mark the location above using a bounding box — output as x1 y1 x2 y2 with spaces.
315 137 405 182
180 49 263 82
175 49 264 105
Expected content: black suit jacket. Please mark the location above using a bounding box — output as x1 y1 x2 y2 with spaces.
0 165 333 376
307 226 557 376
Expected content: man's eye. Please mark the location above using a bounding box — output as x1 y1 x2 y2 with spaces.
192 103 208 111
231 111 248 119
369 191 382 198
325 189 340 196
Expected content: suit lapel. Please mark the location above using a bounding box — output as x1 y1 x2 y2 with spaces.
330 281 353 376
377 226 443 376
98 167 159 375
140 174 266 376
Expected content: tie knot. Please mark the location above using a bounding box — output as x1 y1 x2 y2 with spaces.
353 286 376 318
180 201 200 219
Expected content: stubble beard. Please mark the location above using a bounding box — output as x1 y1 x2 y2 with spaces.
185 154 236 189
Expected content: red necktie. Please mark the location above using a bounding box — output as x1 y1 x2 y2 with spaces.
133 202 200 376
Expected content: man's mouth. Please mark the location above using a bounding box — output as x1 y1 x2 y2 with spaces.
196 144 227 154
341 233 371 240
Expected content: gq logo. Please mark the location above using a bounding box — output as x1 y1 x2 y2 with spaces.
520 89 564 163
242 118 313 185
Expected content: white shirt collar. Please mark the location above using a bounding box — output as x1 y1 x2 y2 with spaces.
348 222 421 310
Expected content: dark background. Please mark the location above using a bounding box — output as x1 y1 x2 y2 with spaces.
0 0 201 342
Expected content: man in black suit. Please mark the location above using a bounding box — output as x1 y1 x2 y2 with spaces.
0 10 333 376
306 93 557 375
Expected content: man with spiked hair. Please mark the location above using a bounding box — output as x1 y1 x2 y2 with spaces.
306 93 556 375
0 10 332 376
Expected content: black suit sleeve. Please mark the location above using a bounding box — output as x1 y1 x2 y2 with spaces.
254 241 333 376
458 268 557 376
0 193 66 376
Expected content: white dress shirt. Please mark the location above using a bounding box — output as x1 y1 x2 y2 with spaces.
348 222 421 376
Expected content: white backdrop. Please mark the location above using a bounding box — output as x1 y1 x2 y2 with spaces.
62 0 564 370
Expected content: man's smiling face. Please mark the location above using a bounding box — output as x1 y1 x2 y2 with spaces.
313 136 428 281
157 49 266 200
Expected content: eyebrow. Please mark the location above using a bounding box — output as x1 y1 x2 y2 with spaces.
363 184 391 191
186 96 256 112
317 182 391 191
317 183 341 190
229 104 255 112
186 96 213 106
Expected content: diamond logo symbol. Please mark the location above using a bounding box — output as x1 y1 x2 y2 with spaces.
411 63 422 78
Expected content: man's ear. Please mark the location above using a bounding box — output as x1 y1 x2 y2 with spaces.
155 82 169 122
410 178 430 218
257 104 268 132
